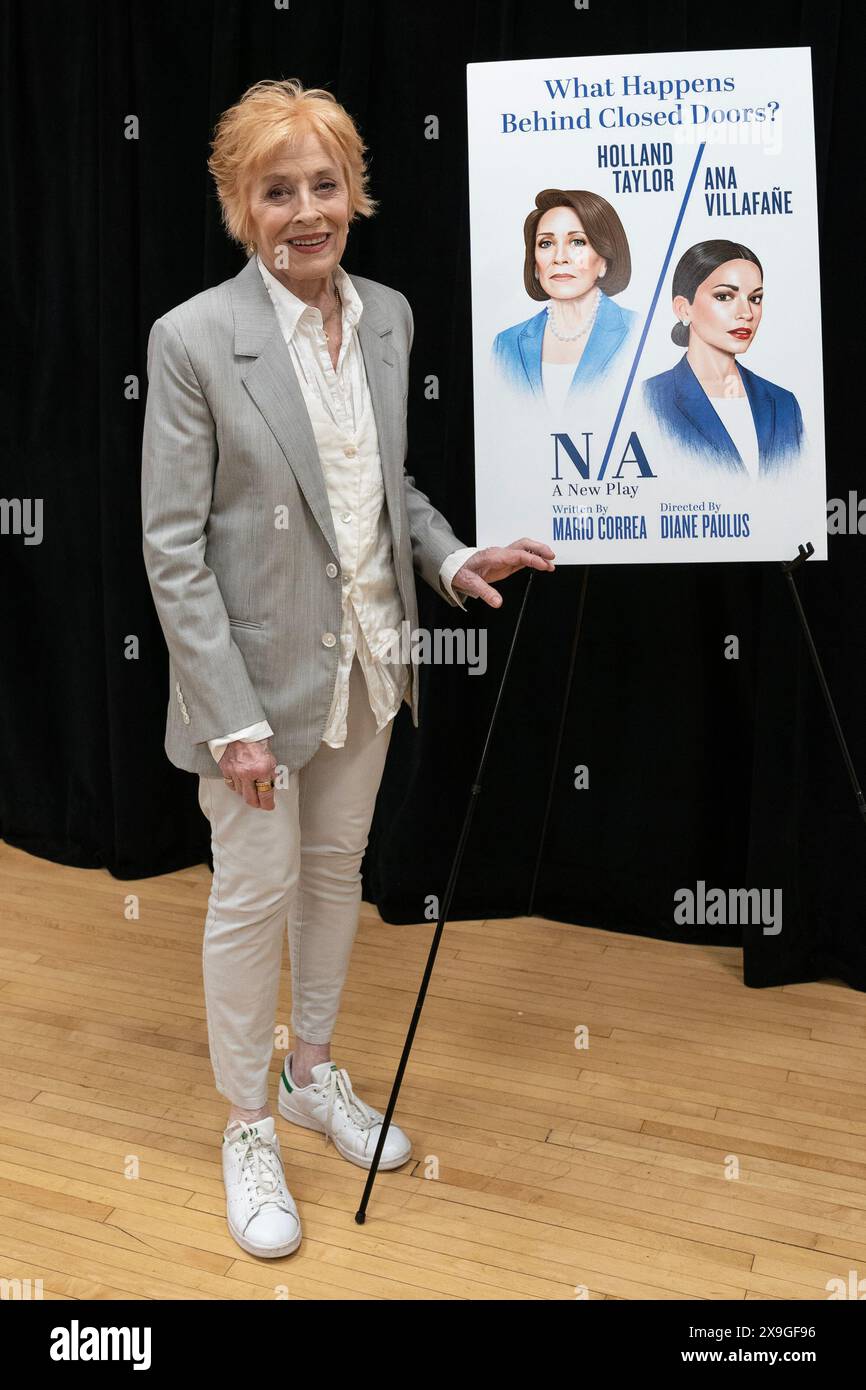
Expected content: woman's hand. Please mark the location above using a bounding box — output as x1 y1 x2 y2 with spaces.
451 538 556 607
219 737 278 811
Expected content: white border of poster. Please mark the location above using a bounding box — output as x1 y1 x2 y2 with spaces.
467 47 826 564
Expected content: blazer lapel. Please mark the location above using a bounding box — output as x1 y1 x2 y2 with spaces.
353 288 403 549
568 293 627 392
518 311 546 398
672 353 747 474
738 363 776 475
230 255 403 557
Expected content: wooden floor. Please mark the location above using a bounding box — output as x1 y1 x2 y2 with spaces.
1 838 865 1301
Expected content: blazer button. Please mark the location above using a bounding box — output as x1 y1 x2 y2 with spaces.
325 562 338 578
322 632 337 647
343 444 357 457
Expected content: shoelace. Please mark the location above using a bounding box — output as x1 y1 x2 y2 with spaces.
318 1068 379 1152
234 1128 289 1213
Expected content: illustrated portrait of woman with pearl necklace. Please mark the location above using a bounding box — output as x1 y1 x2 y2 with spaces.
491 188 639 413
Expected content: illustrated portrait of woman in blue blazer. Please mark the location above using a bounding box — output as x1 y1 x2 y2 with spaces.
492 189 639 410
642 240 804 477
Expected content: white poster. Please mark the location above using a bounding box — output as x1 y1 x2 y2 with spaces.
467 47 826 563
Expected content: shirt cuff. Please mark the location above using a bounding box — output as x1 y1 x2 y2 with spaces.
439 546 481 608
208 721 274 765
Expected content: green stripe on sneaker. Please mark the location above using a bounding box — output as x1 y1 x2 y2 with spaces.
280 1069 293 1094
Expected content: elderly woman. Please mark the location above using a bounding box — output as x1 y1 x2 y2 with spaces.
141 78 554 1259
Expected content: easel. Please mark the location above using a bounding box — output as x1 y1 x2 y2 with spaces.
780 543 866 824
354 539 864 1223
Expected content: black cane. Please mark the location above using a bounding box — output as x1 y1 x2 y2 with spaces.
355 566 537 1222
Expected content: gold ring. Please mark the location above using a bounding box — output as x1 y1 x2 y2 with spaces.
255 779 273 791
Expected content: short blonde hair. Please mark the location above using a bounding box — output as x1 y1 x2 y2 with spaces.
207 77 378 257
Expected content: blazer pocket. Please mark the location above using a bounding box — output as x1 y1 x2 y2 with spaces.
228 617 264 630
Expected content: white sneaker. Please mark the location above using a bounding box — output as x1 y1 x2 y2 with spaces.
221 1116 302 1258
278 1054 413 1171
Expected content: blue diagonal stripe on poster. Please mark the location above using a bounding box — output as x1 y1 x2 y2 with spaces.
598 141 707 480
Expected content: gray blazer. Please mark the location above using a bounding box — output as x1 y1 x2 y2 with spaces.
141 254 469 778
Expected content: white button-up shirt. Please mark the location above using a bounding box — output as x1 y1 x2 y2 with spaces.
208 256 477 763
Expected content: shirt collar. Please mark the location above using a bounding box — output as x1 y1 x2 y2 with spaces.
255 252 362 344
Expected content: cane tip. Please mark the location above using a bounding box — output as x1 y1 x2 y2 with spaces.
354 1210 366 1224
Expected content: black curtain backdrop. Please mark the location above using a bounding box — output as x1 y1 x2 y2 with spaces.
1 0 864 993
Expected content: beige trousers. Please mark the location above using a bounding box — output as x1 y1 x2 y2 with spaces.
197 655 395 1108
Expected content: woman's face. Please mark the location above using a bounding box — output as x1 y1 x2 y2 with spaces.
534 206 607 300
675 258 763 355
247 132 350 282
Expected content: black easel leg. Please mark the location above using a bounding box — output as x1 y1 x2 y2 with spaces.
781 543 866 826
355 568 537 1224
526 565 590 918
